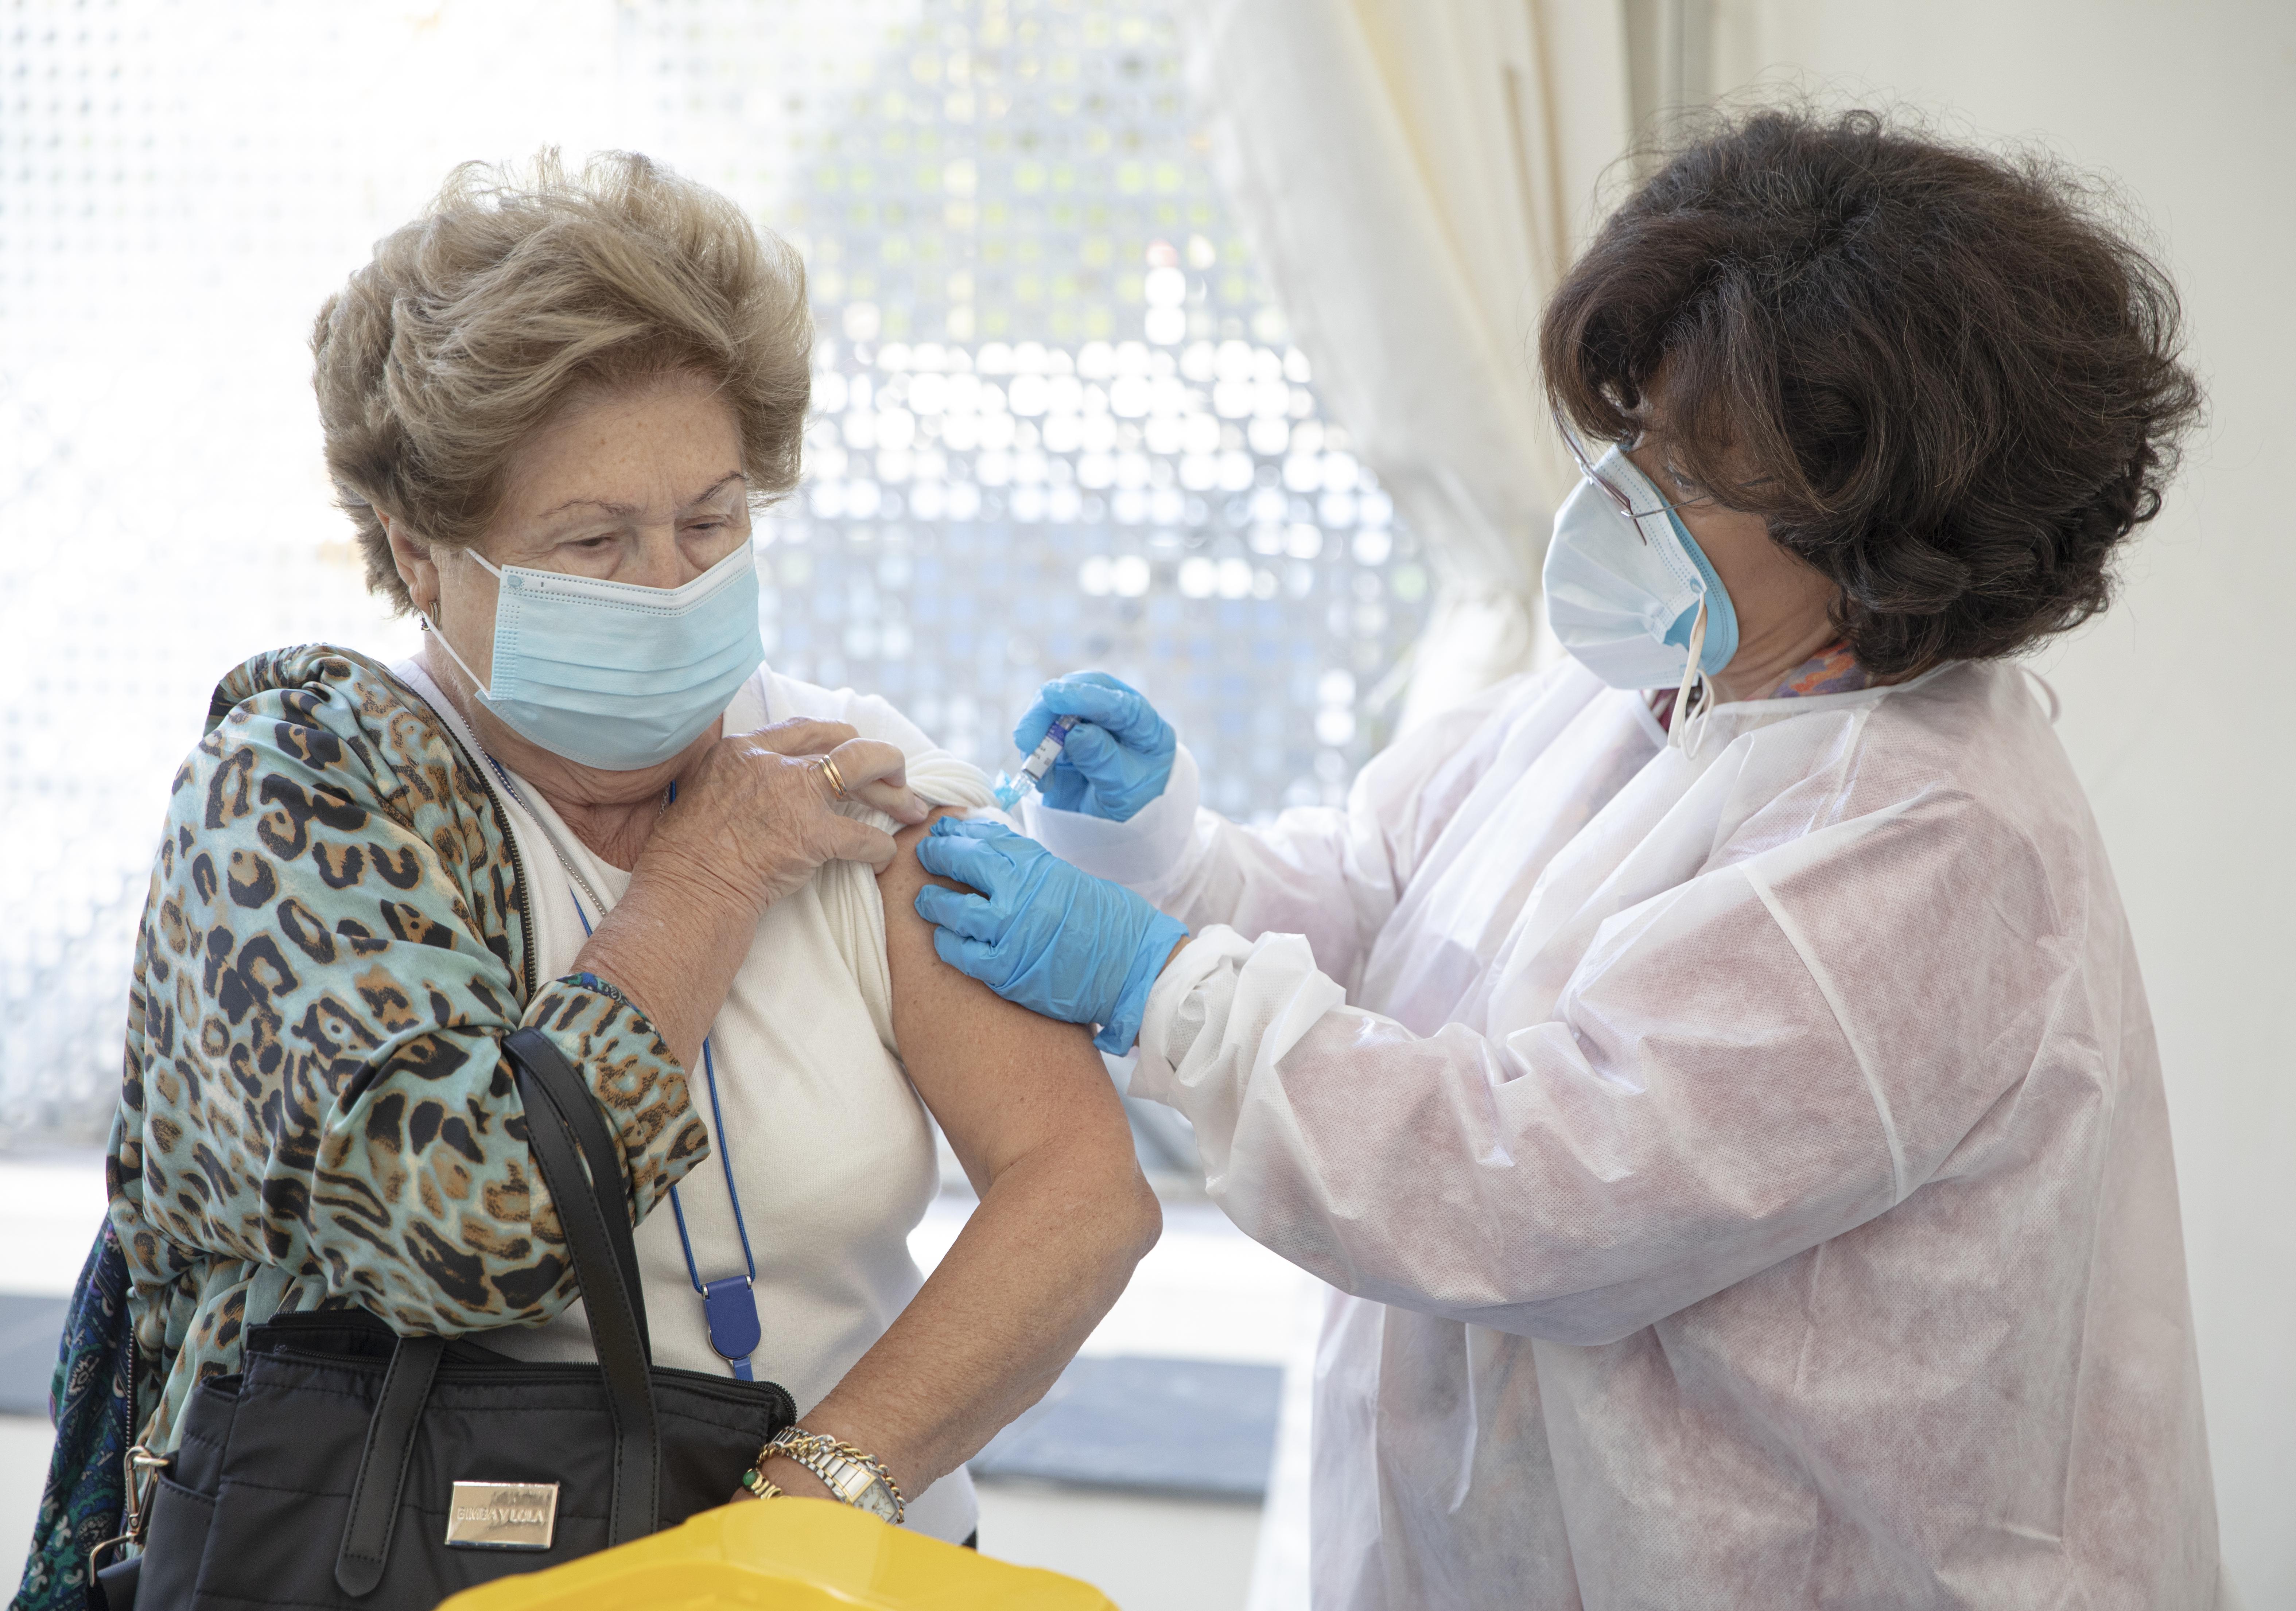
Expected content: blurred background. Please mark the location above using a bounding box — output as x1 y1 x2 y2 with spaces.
1 1 2289 1607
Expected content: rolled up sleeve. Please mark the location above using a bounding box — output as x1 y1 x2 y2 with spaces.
117 677 707 1341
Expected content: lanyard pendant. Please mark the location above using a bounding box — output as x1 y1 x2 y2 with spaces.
565 909 763 1385
701 1275 761 1381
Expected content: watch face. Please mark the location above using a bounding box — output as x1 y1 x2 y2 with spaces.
822 1455 899 1523
773 1436 901 1524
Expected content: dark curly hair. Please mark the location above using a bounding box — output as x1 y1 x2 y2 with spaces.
1540 108 2202 676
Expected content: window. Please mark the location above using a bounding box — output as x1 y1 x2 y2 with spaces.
752 1 1429 814
0 0 1428 1141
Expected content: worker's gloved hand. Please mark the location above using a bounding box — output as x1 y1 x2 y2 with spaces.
1013 672 1175 821
914 817 1189 1054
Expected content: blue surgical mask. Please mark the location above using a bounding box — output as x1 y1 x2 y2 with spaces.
1542 445 1740 691
424 542 765 771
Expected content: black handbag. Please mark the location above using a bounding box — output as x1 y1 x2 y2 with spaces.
112 1027 796 1610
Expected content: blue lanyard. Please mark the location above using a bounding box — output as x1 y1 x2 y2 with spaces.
569 891 762 1380
472 741 765 1382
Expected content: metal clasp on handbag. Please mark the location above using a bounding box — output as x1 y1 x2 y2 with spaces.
87 1444 173 1579
443 1481 560 1551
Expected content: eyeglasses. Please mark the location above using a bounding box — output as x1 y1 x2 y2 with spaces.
1550 405 1706 538
1549 402 1771 531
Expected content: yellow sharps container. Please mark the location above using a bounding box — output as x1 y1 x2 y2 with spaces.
435 1498 1116 1611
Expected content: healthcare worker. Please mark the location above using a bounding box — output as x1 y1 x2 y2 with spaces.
916 109 2221 1608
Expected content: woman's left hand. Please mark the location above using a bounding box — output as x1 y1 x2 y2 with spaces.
578 718 928 1073
913 817 1189 1054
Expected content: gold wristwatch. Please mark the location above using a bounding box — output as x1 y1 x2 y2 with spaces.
763 1428 906 1524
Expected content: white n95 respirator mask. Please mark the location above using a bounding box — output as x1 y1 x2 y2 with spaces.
1542 444 1740 691
423 541 765 771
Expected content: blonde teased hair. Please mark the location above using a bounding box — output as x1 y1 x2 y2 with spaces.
312 151 812 612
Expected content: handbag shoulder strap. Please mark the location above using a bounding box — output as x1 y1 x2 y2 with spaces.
504 1027 651 1359
505 1025 661 1546
333 1031 663 1596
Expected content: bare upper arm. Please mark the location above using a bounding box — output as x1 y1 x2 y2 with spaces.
877 809 1136 1195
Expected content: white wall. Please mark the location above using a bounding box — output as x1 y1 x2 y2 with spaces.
1708 1 2296 1599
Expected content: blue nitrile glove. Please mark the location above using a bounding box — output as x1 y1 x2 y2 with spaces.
1013 672 1176 821
913 816 1189 1054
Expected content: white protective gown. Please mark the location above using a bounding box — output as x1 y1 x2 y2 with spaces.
1027 657 2218 1609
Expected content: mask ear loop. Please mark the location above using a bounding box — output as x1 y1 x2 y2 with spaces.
2019 664 2061 725
1668 596 1712 754
417 612 492 697
415 548 508 697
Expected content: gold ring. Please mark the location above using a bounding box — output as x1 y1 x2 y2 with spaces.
816 754 850 801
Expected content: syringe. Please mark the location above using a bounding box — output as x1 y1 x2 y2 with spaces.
992 714 1081 810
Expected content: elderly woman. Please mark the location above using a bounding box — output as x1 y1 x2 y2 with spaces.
22 152 1157 1603
912 111 2220 1606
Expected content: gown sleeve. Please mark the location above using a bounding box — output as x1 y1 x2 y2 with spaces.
1026 669 1560 990
1128 783 2067 1346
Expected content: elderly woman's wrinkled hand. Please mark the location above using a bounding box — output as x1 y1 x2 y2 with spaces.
641 717 930 919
